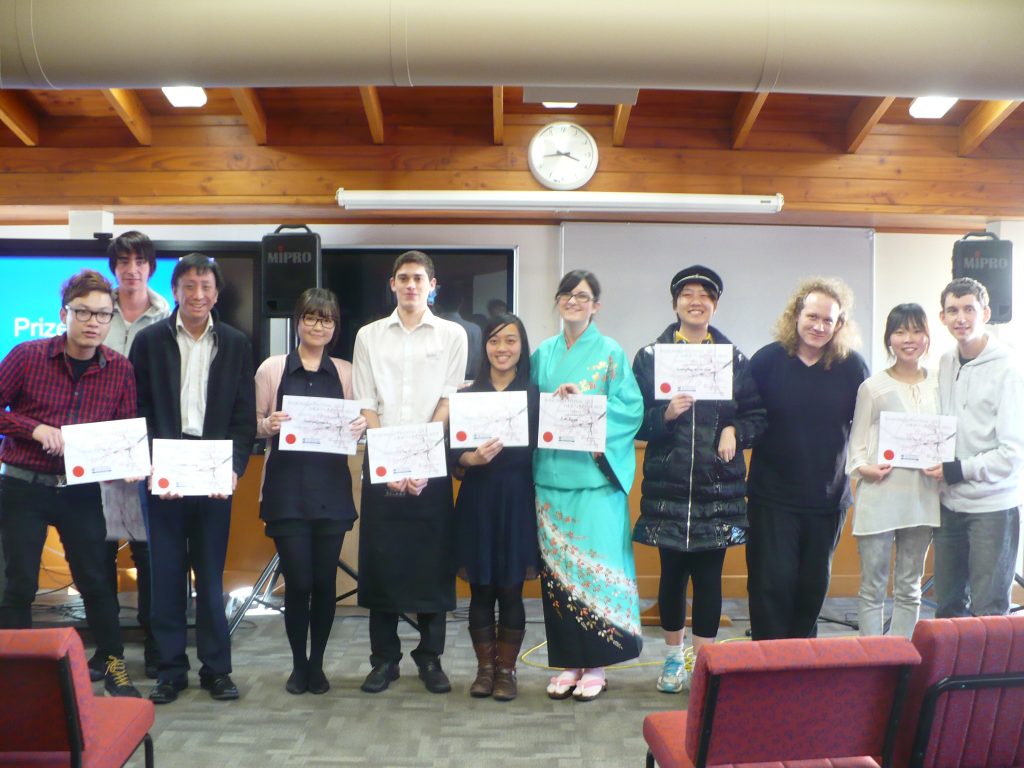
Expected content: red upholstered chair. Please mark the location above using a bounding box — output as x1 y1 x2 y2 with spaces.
643 636 921 768
897 615 1024 768
0 628 155 767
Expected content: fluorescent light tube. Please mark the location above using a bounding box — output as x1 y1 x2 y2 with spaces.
162 86 208 108
909 96 957 119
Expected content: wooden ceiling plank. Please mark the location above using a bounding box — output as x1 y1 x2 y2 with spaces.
230 88 268 145
101 89 152 146
731 92 769 149
958 99 1022 156
0 90 40 146
359 86 385 144
612 103 632 147
492 86 504 145
845 96 895 153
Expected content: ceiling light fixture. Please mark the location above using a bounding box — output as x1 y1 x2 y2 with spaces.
542 101 578 109
161 86 208 108
336 189 784 215
909 96 957 119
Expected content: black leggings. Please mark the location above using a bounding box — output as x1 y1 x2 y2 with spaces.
658 547 727 637
468 582 526 630
273 532 345 671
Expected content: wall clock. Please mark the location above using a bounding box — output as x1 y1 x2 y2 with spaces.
527 122 599 190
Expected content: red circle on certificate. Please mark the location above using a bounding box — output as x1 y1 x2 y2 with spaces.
284 433 297 444
158 478 170 489
883 449 895 461
542 431 554 443
72 465 85 478
375 466 387 478
659 382 672 393
455 430 467 442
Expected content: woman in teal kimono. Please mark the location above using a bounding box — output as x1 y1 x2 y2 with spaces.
532 269 644 701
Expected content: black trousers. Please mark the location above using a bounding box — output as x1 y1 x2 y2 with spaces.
368 609 446 667
658 546 728 637
146 495 231 680
0 476 124 658
105 539 152 635
746 499 846 640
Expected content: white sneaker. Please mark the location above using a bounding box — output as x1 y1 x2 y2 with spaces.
656 647 695 693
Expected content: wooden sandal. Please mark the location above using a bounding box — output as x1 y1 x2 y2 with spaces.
546 669 581 700
572 672 608 702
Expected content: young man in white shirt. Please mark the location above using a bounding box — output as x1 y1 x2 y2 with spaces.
353 251 468 694
925 277 1024 617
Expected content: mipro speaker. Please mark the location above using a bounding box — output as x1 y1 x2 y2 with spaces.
952 231 1012 324
261 225 321 317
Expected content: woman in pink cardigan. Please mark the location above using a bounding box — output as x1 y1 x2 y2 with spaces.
254 288 366 695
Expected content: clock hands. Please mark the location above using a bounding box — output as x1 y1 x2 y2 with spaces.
542 150 581 162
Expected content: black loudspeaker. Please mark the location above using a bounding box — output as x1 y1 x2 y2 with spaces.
952 231 1012 324
261 225 321 317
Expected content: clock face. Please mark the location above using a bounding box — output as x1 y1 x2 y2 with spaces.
527 122 599 190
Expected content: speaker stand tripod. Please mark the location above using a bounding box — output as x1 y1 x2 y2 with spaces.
227 554 419 637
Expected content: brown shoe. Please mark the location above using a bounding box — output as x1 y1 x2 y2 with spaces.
492 625 526 702
468 625 496 698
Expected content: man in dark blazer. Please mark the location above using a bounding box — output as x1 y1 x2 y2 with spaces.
130 252 256 704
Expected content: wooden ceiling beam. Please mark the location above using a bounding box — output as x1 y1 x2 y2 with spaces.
230 88 268 145
731 92 769 149
959 99 1022 156
0 90 40 146
845 96 895 153
612 103 632 147
492 86 504 145
359 86 385 145
101 89 152 146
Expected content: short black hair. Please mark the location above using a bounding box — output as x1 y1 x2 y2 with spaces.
555 269 601 302
470 313 532 391
883 303 929 358
392 250 435 280
171 252 223 291
940 277 989 311
107 231 156 276
293 287 342 349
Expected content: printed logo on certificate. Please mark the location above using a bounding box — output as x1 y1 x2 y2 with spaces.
366 422 447 484
653 343 733 400
278 395 363 455
61 417 150 485
151 439 234 496
537 393 607 453
449 391 529 448
877 411 957 469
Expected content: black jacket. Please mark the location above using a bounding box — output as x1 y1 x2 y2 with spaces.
632 324 766 552
130 309 256 477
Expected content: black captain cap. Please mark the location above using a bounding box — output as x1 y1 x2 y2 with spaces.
670 265 724 300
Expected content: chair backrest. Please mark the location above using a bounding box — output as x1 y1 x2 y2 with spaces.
684 636 921 766
899 616 1024 768
0 628 94 757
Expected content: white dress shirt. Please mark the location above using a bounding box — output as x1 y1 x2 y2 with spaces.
352 308 468 426
176 313 217 436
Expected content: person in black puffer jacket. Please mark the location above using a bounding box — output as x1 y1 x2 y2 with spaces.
632 265 765 693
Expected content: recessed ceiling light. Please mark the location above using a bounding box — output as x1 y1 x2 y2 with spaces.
542 101 578 109
161 86 208 108
909 96 958 119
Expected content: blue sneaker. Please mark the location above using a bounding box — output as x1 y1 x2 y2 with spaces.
656 648 695 693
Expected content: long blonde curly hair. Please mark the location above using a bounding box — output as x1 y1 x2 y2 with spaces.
774 276 861 369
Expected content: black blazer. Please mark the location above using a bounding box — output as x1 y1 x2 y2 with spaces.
130 309 256 477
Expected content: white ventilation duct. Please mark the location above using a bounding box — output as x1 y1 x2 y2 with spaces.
1 0 1022 99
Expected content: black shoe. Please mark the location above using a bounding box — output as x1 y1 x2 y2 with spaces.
360 662 399 693
200 673 239 701
307 668 330 695
417 660 451 694
87 653 105 683
149 678 187 705
102 656 141 698
143 636 160 680
286 668 308 695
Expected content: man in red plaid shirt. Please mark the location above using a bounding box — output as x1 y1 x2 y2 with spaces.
0 269 141 697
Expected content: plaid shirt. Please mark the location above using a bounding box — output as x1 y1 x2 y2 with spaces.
0 334 136 474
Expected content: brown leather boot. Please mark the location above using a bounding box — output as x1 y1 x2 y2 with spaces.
492 625 526 702
468 625 496 698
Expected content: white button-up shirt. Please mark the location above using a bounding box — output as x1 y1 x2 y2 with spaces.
352 308 468 426
176 313 217 436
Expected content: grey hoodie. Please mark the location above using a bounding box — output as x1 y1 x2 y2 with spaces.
938 333 1024 512
106 287 171 357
